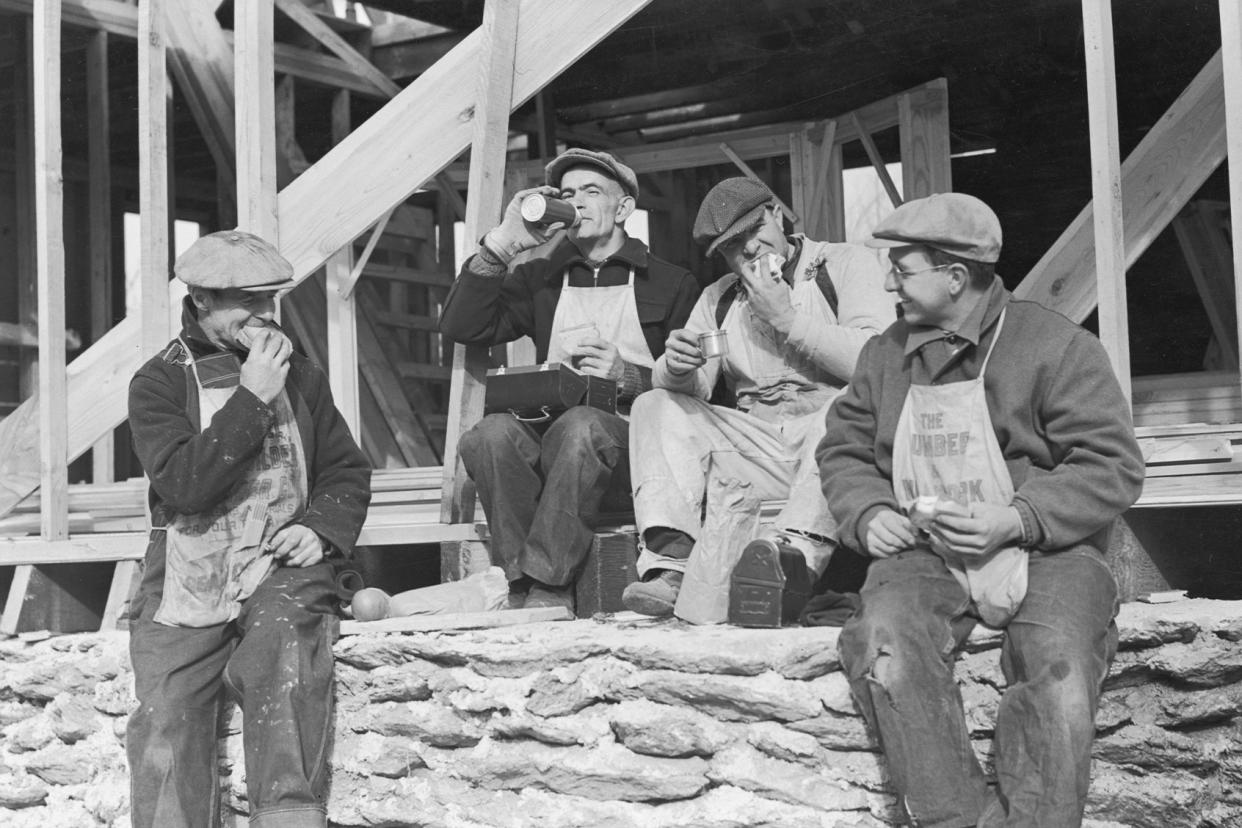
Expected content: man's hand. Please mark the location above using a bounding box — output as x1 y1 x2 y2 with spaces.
239 327 291 404
572 336 625 381
738 255 796 333
931 503 1025 558
268 523 326 568
865 508 919 558
662 329 706 376
485 186 571 261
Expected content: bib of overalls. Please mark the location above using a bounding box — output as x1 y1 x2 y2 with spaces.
891 309 1028 627
154 340 310 627
722 243 839 400
546 265 655 369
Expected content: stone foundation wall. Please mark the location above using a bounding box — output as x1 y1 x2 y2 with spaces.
1 600 1241 827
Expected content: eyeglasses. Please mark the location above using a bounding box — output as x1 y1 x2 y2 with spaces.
888 264 951 279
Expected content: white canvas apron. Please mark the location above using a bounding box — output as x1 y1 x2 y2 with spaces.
154 339 309 627
546 266 655 370
891 309 1028 627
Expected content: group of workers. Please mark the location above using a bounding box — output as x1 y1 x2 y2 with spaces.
124 145 1144 828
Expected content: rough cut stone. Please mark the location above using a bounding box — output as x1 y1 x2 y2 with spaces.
747 721 823 766
527 658 635 718
47 696 98 744
0 701 39 728
611 623 840 679
365 666 434 703
708 744 871 812
786 713 875 751
7 662 93 702
1086 763 1218 828
23 744 94 786
363 700 483 748
4 715 56 753
627 669 824 722
442 740 711 803
1092 724 1221 773
609 699 735 758
488 711 607 747
1144 641 1242 688
0 772 48 808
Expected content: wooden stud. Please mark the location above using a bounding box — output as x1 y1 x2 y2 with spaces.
1016 52 1227 323
235 0 278 240
14 17 35 400
87 29 115 484
1171 204 1238 370
326 88 361 437
275 75 311 175
138 0 170 359
441 0 522 525
1081 0 1131 401
849 111 903 208
897 79 952 200
1219 0 1242 394
340 206 397 299
34 0 68 540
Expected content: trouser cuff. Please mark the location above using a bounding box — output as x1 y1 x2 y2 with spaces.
250 805 328 828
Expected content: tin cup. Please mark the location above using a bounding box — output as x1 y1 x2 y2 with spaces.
521 194 581 228
698 329 729 359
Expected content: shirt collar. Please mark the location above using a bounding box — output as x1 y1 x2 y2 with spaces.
546 234 648 275
904 277 1007 356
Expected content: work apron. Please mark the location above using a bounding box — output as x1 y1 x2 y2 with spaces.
724 256 839 418
891 309 1028 627
546 266 655 371
154 339 310 627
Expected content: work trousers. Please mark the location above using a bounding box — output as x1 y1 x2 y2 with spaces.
127 542 338 828
459 406 629 587
629 388 835 576
838 546 1119 828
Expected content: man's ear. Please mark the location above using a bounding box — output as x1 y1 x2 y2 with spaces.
946 263 969 297
615 194 637 224
188 286 211 312
770 203 784 227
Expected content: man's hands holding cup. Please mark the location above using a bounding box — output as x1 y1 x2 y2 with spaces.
484 186 571 263
571 336 625 381
239 326 292 404
663 329 707 376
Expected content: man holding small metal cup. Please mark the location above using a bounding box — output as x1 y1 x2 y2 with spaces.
624 176 896 617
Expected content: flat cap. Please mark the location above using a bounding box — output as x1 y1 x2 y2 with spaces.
545 148 639 198
866 192 1002 263
173 230 296 291
693 177 776 257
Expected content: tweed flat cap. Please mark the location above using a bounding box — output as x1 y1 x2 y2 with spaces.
173 230 296 291
693 177 776 256
545 148 639 198
867 192 1002 263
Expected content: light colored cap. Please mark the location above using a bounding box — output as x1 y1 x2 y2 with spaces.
545 148 639 198
173 230 296 291
867 192 1002 263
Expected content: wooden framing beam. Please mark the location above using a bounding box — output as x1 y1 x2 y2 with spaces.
849 111 902 208
790 119 843 242
34 0 68 539
441 0 521 524
1220 0 1242 395
1172 203 1238 370
1081 0 1131 401
326 88 361 437
898 78 952 201
138 0 170 359
235 0 278 239
275 0 655 284
14 17 35 400
719 141 801 226
1015 52 1227 323
164 0 236 195
274 0 399 98
87 29 114 483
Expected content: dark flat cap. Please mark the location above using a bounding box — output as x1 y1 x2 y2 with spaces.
693 177 776 256
867 192 1002 263
545 148 639 198
174 230 296 291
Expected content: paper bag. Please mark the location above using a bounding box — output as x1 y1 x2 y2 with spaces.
674 475 760 625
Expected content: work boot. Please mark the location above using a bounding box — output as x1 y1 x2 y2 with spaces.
524 582 575 614
622 570 683 617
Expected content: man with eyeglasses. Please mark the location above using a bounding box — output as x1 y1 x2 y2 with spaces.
623 176 895 617
817 192 1143 826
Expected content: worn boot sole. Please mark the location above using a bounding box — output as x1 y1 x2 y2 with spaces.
621 580 678 617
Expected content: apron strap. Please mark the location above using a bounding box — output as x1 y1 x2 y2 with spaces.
977 307 1007 378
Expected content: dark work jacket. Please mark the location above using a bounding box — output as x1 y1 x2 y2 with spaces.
127 299 372 562
438 236 701 364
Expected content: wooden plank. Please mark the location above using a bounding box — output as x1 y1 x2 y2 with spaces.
275 75 310 175
34 0 68 540
235 0 278 239
376 311 440 332
1081 0 1131 402
275 0 656 283
397 363 452 382
441 0 521 526
1172 204 1238 370
1015 52 1227 323
849 111 902 208
100 559 138 630
273 0 399 98
138 0 170 359
341 206 396 298
326 89 361 439
14 17 35 400
363 264 454 288
1134 474 1242 507
1219 0 1242 391
339 605 572 636
0 0 136 37
789 119 839 242
87 29 114 484
898 79 952 200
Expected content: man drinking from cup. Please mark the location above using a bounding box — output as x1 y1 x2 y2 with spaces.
623 176 895 617
439 148 700 613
